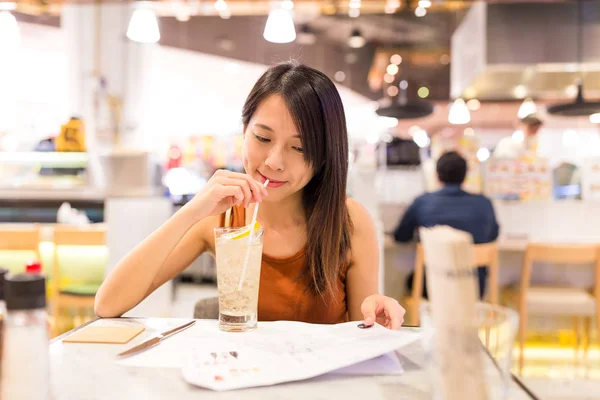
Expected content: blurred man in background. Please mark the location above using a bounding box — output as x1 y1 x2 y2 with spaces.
393 151 499 299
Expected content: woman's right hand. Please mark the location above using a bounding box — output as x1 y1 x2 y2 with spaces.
183 169 268 221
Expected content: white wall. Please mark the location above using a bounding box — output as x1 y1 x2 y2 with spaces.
0 22 69 150
140 45 380 153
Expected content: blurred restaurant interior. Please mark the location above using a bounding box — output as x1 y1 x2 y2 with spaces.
1 0 600 398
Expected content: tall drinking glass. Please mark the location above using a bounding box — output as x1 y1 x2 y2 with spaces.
214 226 264 332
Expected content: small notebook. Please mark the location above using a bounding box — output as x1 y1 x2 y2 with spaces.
63 325 145 344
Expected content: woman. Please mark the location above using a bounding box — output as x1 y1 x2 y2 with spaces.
95 62 405 330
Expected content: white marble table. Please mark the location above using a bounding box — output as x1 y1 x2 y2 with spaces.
50 318 537 400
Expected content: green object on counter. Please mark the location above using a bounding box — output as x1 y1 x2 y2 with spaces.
60 283 101 296
0 242 106 288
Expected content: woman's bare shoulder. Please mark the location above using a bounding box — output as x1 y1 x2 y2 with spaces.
346 198 376 236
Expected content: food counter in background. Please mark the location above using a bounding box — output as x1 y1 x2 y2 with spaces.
0 150 175 318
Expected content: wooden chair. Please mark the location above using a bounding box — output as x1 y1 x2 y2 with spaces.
518 243 600 374
0 225 41 265
407 242 499 326
52 225 106 336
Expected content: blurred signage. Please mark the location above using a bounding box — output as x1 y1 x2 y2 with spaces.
56 117 86 152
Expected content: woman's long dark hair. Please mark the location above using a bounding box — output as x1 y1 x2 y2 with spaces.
241 61 352 299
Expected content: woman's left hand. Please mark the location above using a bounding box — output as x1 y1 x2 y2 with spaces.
360 294 405 330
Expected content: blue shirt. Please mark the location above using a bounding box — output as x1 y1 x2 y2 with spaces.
393 185 499 244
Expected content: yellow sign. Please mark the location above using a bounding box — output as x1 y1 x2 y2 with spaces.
56 118 86 152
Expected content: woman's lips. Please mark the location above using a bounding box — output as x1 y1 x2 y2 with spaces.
266 181 286 188
258 172 286 188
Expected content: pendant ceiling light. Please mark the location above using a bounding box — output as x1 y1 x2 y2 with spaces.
547 1 600 117
448 98 470 125
296 24 316 45
547 80 600 117
347 29 366 49
376 80 434 119
263 4 296 44
127 1 161 44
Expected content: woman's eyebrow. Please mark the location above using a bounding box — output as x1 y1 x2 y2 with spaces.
256 123 301 138
255 123 274 132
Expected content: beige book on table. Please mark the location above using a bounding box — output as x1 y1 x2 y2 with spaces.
419 226 489 400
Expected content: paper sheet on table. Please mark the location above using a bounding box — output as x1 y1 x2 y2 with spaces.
118 341 404 375
181 321 418 391
328 352 404 376
117 320 419 391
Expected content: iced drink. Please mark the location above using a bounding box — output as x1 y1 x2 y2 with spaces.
214 225 264 332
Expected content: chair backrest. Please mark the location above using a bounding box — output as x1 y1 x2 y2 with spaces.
473 242 499 266
520 243 600 295
0 225 41 260
410 242 499 325
53 225 107 293
525 243 599 264
53 226 106 247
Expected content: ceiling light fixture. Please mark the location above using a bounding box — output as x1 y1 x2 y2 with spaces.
377 80 434 120
448 98 470 125
263 6 296 44
126 2 161 44
547 0 600 117
548 80 600 117
347 29 366 48
214 0 227 12
296 24 316 45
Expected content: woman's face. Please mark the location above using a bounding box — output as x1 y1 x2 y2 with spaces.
243 94 314 202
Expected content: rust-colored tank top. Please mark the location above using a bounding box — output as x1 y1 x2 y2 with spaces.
220 206 349 324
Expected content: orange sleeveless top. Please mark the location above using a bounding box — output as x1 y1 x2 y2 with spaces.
220 206 349 324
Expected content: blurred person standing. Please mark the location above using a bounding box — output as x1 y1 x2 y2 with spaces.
493 113 543 159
